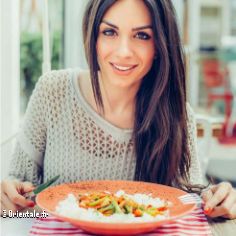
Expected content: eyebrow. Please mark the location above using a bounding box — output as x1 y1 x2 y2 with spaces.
101 20 152 31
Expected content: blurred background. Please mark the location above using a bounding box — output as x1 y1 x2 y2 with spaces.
1 0 236 186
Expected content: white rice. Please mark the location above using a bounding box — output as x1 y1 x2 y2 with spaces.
55 190 170 223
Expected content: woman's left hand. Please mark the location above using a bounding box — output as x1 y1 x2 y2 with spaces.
201 182 236 219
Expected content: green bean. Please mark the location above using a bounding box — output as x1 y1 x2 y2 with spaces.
98 203 115 213
88 196 107 207
112 200 122 213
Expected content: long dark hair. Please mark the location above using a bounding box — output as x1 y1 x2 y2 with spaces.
83 0 202 192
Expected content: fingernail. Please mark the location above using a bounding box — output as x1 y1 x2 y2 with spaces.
28 202 35 207
204 207 212 215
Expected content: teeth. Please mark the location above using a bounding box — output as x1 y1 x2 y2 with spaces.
112 64 134 71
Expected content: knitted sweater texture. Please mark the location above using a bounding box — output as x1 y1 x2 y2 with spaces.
8 69 203 186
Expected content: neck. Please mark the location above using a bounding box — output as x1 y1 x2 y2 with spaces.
98 72 140 116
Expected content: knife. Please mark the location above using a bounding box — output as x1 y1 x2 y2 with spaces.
24 175 60 201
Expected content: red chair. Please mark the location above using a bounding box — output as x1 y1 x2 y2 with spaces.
201 59 233 119
202 59 236 143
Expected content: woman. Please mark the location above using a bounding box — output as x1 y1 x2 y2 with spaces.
1 0 235 219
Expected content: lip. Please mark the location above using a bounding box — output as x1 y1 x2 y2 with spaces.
111 62 137 67
110 62 138 76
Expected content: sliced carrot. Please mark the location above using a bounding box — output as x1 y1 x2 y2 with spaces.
157 206 167 211
133 209 143 217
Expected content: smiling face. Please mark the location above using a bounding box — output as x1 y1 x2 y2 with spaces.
96 0 155 89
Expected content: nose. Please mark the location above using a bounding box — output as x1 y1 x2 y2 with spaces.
115 37 134 58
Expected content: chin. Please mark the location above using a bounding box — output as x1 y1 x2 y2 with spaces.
111 76 142 89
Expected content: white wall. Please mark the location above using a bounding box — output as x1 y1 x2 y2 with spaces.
1 0 20 179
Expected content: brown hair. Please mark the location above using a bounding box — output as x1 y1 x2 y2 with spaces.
83 0 203 192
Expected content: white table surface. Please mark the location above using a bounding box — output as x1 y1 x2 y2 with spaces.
1 218 34 236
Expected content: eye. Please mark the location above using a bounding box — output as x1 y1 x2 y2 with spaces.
102 29 117 37
135 32 151 40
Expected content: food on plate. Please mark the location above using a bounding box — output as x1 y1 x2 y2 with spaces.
55 190 171 223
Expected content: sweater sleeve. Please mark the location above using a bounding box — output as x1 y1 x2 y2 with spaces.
8 74 49 185
186 103 204 185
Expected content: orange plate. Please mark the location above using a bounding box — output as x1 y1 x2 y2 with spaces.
36 180 196 235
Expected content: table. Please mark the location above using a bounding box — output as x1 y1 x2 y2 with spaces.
208 217 236 236
1 214 236 236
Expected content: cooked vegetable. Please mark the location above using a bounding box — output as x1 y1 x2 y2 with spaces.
77 192 168 217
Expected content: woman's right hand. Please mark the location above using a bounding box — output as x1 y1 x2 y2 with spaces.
1 179 35 215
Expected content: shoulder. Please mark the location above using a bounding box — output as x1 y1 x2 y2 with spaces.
31 69 76 101
186 102 196 129
36 68 73 89
186 102 197 136
186 102 195 120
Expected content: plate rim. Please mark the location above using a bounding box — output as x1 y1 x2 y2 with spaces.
36 180 197 226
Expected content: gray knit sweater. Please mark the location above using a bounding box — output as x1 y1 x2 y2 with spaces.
8 68 203 185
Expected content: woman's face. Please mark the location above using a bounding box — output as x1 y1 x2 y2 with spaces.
96 0 155 89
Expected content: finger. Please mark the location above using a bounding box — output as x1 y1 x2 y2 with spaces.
201 188 214 203
210 182 232 194
1 193 21 212
208 190 236 218
0 200 7 212
204 183 232 211
201 188 214 214
1 203 7 216
18 181 35 194
5 183 35 208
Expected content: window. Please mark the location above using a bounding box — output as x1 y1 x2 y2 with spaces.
20 0 64 114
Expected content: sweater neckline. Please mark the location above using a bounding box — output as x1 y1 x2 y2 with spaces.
71 68 133 139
